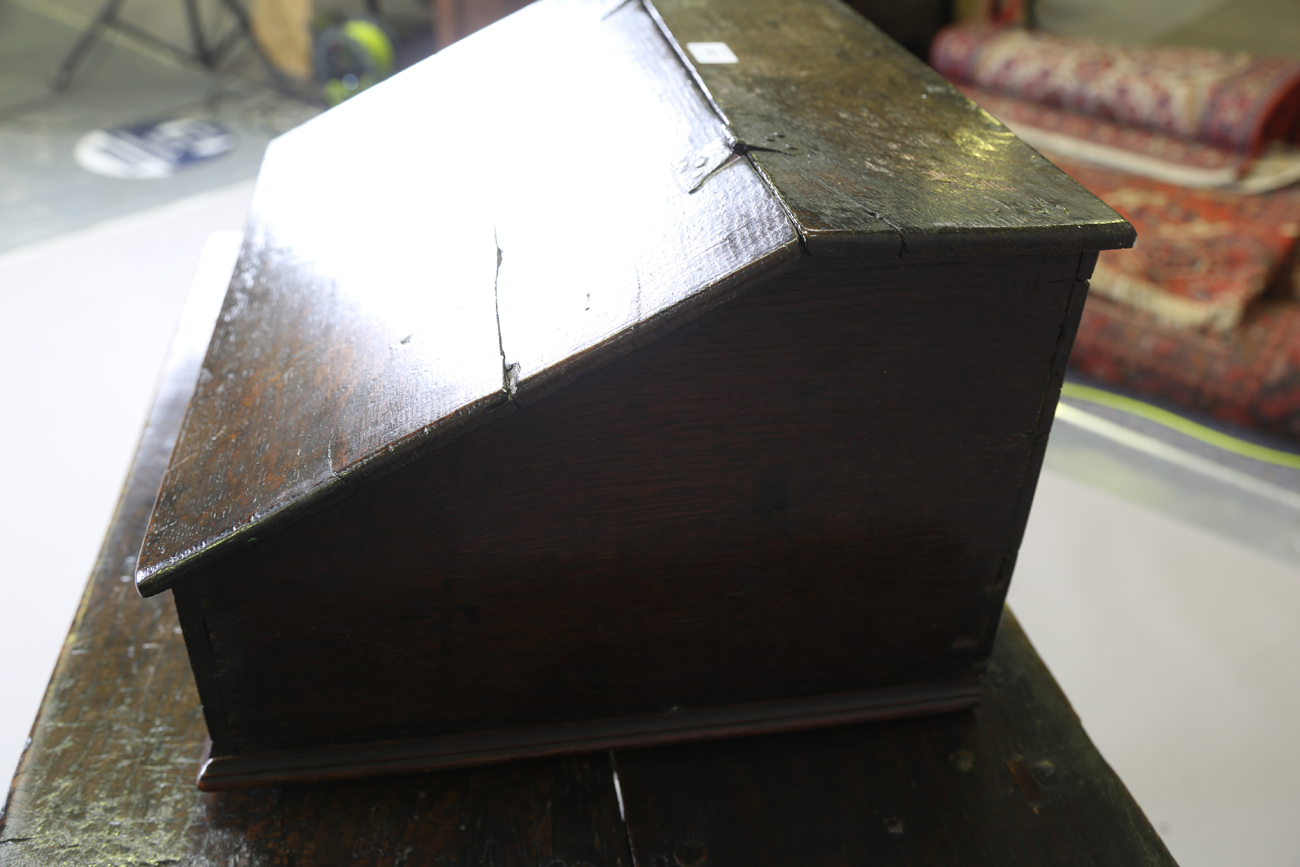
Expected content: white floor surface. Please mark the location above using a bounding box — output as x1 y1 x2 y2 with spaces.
1011 473 1300 867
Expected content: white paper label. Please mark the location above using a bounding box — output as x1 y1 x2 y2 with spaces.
686 42 738 64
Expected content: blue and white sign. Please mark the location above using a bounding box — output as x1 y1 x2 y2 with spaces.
74 117 236 179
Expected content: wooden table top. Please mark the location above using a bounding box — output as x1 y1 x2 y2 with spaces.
0 238 1175 865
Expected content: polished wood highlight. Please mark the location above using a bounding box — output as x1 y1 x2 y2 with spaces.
125 0 1134 787
844 0 951 58
195 680 982 790
645 0 1132 257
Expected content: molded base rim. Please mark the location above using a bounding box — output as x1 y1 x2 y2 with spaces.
197 678 982 790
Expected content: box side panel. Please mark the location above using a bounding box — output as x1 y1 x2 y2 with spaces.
193 252 1082 756
171 582 233 749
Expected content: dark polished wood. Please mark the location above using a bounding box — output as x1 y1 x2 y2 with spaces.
180 250 1091 782
615 611 1178 867
0 255 1171 860
123 0 1134 786
196 680 982 790
844 0 951 58
644 0 1131 257
136 0 801 595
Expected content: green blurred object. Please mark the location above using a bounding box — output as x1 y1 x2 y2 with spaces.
314 18 396 106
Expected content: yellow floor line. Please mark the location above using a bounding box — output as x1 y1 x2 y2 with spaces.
1058 382 1300 470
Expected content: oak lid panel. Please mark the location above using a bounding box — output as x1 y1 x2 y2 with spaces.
136 0 799 595
645 0 1136 256
488 0 800 402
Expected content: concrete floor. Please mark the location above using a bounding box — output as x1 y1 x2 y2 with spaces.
1010 473 1300 867
0 0 316 254
3 3 1300 866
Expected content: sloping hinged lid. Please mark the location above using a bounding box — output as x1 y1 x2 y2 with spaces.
645 0 1133 256
136 0 1133 596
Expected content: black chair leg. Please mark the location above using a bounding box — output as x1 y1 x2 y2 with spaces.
183 0 214 66
53 0 129 90
51 0 304 97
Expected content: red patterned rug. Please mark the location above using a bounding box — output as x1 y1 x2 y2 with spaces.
1055 159 1300 331
931 25 1300 191
1071 296 1300 442
931 24 1300 441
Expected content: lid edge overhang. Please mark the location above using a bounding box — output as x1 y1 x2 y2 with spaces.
136 233 803 597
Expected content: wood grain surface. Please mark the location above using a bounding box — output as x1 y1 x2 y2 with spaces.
136 0 800 596
0 261 1173 862
176 251 1086 770
0 237 632 867
615 610 1178 867
645 0 1135 257
0 259 1173 860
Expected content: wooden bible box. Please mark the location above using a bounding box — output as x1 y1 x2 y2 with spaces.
135 0 1133 790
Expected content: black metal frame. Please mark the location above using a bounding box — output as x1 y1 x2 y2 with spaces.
53 0 288 91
